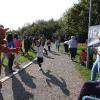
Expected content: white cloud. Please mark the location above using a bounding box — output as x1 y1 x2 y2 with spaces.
0 0 78 30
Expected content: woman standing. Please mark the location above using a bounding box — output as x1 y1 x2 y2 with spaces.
68 36 78 60
0 25 19 89
91 33 100 81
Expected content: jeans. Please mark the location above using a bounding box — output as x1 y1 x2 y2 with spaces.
56 45 60 51
82 96 100 100
91 60 100 81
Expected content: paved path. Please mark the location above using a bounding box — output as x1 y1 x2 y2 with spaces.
0 47 84 100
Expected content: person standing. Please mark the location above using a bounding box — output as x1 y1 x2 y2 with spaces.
14 33 23 66
24 35 30 55
91 33 100 81
0 25 19 89
79 49 87 66
55 38 60 52
47 39 51 51
68 36 78 60
7 34 16 73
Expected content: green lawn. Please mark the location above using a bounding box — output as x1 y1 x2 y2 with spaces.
2 50 36 66
74 44 91 81
75 54 91 81
62 43 92 81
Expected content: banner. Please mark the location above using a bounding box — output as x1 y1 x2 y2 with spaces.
88 25 100 46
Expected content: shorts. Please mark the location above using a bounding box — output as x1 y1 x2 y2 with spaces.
37 57 43 63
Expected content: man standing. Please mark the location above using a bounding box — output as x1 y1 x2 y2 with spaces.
68 36 78 60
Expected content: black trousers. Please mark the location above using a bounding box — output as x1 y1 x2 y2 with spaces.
8 53 15 71
48 46 51 51
64 44 68 52
69 48 77 59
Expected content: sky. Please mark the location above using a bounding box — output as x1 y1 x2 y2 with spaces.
0 0 78 30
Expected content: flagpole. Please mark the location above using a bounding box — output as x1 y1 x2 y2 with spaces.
87 0 92 68
89 0 92 26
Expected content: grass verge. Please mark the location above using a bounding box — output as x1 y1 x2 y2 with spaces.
61 43 91 81
74 55 91 81
2 50 36 66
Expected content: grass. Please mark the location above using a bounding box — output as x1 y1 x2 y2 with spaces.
17 51 36 63
74 44 92 81
2 50 36 66
75 55 91 81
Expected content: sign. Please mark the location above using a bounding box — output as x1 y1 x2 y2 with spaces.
88 25 100 46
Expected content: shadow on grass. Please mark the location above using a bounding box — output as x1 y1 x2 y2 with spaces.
73 60 79 63
41 69 70 96
23 54 35 61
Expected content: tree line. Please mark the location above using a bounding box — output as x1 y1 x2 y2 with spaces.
10 0 100 42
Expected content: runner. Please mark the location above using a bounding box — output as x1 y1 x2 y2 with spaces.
36 38 44 70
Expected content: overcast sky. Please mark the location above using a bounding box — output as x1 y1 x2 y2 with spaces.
0 0 78 30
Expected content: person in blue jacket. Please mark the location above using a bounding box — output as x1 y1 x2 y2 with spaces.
6 34 16 73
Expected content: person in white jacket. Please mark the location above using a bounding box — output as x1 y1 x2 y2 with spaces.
68 36 78 60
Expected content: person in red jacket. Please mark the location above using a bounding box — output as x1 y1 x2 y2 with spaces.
0 25 19 89
80 49 87 66
14 33 23 66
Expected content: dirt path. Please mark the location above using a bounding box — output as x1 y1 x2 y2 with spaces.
0 47 84 100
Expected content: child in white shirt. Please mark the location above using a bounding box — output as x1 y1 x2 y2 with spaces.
36 39 44 70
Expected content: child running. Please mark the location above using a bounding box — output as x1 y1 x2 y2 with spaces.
36 38 44 70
